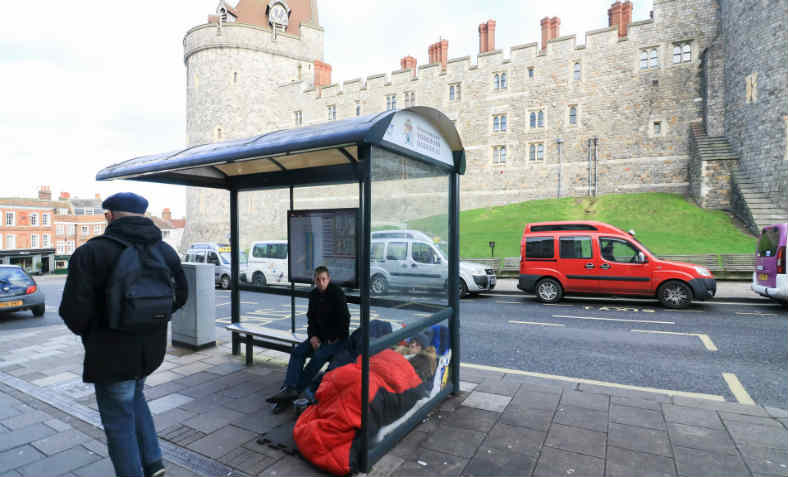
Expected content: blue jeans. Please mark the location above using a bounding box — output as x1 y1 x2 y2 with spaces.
94 378 162 477
285 339 345 392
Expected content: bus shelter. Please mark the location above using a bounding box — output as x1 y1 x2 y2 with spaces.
96 106 465 472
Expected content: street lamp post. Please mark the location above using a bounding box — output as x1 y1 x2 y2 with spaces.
556 138 564 199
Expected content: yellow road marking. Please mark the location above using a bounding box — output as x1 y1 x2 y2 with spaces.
460 362 725 401
735 312 777 317
631 329 717 351
553 314 675 324
722 372 755 405
509 320 565 327
496 301 521 304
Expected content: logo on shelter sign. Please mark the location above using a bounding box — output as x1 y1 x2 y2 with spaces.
403 119 413 144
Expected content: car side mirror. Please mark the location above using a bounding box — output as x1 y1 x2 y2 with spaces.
637 252 646 264
434 257 442 264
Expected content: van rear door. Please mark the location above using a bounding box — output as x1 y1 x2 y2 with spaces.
558 235 599 293
756 226 781 288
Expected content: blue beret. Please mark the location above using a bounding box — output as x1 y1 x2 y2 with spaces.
102 192 148 214
410 330 433 349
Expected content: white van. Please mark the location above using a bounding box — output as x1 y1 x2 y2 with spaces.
370 230 496 298
247 240 289 286
184 243 247 289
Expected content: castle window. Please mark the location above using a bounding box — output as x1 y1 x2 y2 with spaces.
653 121 662 135
673 41 691 64
355 101 361 116
297 64 302 81
568 105 577 125
385 94 397 111
233 72 238 84
215 127 223 141
640 47 659 70
493 145 507 164
528 67 535 79
494 72 507 90
328 105 336 120
493 114 507 132
538 110 544 128
404 91 415 107
294 111 302 126
573 62 581 81
449 83 461 101
529 142 545 161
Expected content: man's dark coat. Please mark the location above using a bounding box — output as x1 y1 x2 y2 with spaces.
59 216 188 383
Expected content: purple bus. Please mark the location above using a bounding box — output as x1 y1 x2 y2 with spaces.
751 223 787 304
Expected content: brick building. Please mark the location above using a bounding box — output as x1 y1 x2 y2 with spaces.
52 193 106 264
0 187 61 273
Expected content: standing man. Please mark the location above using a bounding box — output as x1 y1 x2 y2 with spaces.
59 192 188 477
266 266 350 413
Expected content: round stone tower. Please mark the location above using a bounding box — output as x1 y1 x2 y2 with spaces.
181 0 323 250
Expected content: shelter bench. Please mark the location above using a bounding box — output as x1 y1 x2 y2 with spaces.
226 323 307 365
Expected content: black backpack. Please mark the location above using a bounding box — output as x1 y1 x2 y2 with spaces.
95 235 175 333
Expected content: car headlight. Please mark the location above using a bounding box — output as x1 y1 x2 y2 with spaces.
693 266 712 277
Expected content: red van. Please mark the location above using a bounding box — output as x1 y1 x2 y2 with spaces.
518 221 716 308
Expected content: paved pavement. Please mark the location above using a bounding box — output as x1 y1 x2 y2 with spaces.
0 323 786 477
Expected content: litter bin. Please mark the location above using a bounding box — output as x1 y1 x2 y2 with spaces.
172 263 216 350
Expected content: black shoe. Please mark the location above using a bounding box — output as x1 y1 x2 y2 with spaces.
266 387 298 403
272 400 292 414
144 460 166 477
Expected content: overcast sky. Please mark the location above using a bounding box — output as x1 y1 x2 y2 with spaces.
0 0 652 218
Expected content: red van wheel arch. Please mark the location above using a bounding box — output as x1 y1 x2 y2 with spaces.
657 280 693 309
535 277 563 303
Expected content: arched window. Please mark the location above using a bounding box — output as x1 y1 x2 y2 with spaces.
537 110 544 128
573 62 581 81
537 143 545 160
530 112 536 128
500 115 507 131
500 72 507 89
529 144 536 161
673 45 682 64
569 106 577 125
494 73 500 89
682 43 691 62
493 116 500 131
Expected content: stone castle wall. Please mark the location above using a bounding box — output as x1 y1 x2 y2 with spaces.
181 0 721 250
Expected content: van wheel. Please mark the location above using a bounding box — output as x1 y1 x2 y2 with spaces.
252 272 267 287
220 274 231 290
458 279 468 299
535 278 563 304
370 275 388 295
658 280 692 309
32 305 45 317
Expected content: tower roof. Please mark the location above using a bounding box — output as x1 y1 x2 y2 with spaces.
228 0 319 34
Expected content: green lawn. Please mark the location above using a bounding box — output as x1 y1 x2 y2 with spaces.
409 193 756 258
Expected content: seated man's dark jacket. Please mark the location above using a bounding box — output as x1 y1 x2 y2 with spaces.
306 282 350 343
59 216 188 383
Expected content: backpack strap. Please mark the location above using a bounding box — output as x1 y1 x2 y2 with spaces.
90 234 132 249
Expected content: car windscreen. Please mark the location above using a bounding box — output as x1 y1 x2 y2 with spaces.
0 268 34 286
757 227 781 257
219 252 248 264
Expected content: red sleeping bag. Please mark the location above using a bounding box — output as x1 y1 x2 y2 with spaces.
293 349 426 475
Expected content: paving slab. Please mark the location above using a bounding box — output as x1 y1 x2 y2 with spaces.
544 423 606 458
533 446 604 477
152 407 196 434
144 371 182 388
463 445 536 476
499 405 554 432
608 422 672 457
610 403 666 430
171 371 221 388
18 446 102 477
31 428 92 456
186 425 257 460
160 425 207 447
737 443 788 476
579 383 671 402
505 374 576 394
147 393 194 415
421 424 486 458
259 454 329 476
390 448 468 476
183 406 246 434
230 406 293 434
560 390 609 412
461 391 511 413
43 419 71 432
725 419 788 450
673 445 749 477
554 404 608 432
217 446 277 475
0 445 46 474
662 403 724 429
473 377 521 396
0 423 57 452
510 389 561 411
223 393 272 414
605 445 676 477
671 396 770 417
142 382 185 401
2 410 51 430
358 452 405 477
72 457 115 477
666 422 739 456
481 422 545 457
440 406 498 433
719 410 785 429
388 429 429 459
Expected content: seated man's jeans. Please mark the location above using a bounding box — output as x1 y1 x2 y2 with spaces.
94 378 162 477
285 339 345 392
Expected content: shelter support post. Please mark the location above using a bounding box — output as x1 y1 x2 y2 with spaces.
449 172 460 393
358 145 372 473
230 189 241 355
290 186 296 334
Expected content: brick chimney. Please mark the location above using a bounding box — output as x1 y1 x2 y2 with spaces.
541 17 560 51
609 1 633 38
38 186 51 201
479 19 496 53
162 208 172 222
94 193 101 200
428 39 449 69
314 60 332 88
59 192 70 200
400 55 417 71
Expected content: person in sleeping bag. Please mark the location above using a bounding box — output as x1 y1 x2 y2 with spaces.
266 265 350 413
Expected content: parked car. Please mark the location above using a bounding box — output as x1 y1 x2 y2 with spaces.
247 240 289 286
751 223 787 304
518 221 716 308
184 243 247 289
0 265 45 317
370 230 496 298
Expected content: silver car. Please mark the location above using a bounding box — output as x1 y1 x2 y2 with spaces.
0 265 45 317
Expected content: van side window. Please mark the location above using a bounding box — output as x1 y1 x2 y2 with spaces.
525 237 554 259
600 237 640 263
207 252 220 265
371 243 385 261
269 244 287 259
757 227 780 257
194 253 206 263
559 236 592 259
386 242 408 261
412 242 439 264
253 244 266 258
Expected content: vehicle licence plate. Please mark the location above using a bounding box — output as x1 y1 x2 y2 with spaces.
0 300 22 308
758 273 768 281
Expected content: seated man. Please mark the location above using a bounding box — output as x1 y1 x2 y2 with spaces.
266 266 350 413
